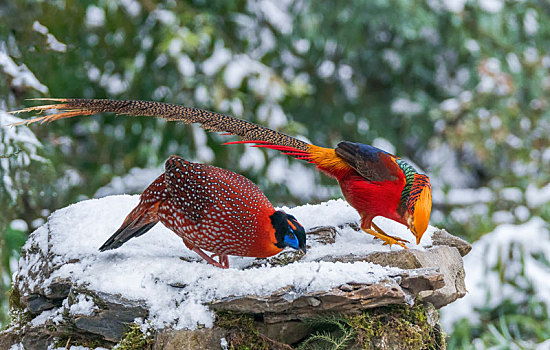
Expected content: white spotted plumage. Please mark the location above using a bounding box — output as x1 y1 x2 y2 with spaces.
152 155 278 257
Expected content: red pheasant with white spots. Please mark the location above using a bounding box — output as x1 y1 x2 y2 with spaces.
99 155 306 268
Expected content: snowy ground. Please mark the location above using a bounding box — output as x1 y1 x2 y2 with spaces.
16 196 437 330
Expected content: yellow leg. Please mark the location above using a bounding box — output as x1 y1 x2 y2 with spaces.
363 223 409 249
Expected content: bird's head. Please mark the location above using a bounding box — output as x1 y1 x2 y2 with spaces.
403 174 432 244
271 211 307 253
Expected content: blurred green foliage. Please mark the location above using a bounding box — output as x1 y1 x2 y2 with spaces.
1 0 550 346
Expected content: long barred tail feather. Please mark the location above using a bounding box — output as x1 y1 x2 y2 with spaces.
10 98 312 157
223 140 313 161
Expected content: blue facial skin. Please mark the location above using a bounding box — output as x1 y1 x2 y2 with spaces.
283 231 300 250
271 210 307 253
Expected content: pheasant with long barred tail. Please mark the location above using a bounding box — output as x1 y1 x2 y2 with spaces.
12 98 432 248
100 155 306 268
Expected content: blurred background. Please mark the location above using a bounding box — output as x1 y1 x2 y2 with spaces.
1 0 549 348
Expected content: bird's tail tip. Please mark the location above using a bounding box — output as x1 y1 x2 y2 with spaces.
9 101 95 126
99 221 158 252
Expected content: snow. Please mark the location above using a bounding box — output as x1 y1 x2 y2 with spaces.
440 98 460 113
225 55 259 88
338 64 353 81
30 308 62 327
424 142 475 190
441 218 550 330
220 55 284 101
0 111 46 199
382 49 402 71
152 9 177 26
0 51 48 93
479 0 503 13
445 187 494 205
255 103 286 129
10 219 28 232
220 337 229 350
202 43 231 76
255 0 293 35
465 39 480 53
32 21 67 53
99 72 128 95
507 53 521 74
69 294 98 316
536 339 550 350
191 125 214 163
441 0 466 13
525 183 550 208
239 146 265 172
176 54 195 77
120 0 141 18
293 39 310 54
317 60 335 78
31 21 48 35
17 196 438 330
371 138 396 155
94 166 163 198
266 157 332 200
391 98 422 115
85 6 106 28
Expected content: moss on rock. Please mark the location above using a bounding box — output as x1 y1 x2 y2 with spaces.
301 303 445 349
216 303 445 350
117 323 155 350
7 287 32 329
215 311 294 350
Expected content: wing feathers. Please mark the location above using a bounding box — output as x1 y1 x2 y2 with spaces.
335 141 401 182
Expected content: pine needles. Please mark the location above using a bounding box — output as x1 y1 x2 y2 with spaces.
299 316 356 350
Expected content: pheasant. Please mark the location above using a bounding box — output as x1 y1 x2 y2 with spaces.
99 155 307 268
12 98 432 248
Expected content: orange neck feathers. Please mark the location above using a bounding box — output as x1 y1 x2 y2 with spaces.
307 145 353 179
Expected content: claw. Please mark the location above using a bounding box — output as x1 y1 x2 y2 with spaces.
362 223 409 249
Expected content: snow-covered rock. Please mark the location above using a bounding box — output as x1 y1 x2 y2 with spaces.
2 196 470 349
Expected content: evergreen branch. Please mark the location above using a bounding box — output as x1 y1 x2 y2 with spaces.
0 148 22 159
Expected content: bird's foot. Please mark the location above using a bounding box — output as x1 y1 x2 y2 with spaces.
362 228 409 249
211 253 229 268
191 247 229 268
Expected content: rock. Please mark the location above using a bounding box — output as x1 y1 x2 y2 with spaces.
315 244 467 308
429 229 472 256
153 328 227 350
0 197 469 349
210 268 444 317
307 225 338 244
0 332 20 350
257 320 310 345
21 328 52 350
70 290 148 342
25 294 56 313
360 246 466 308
